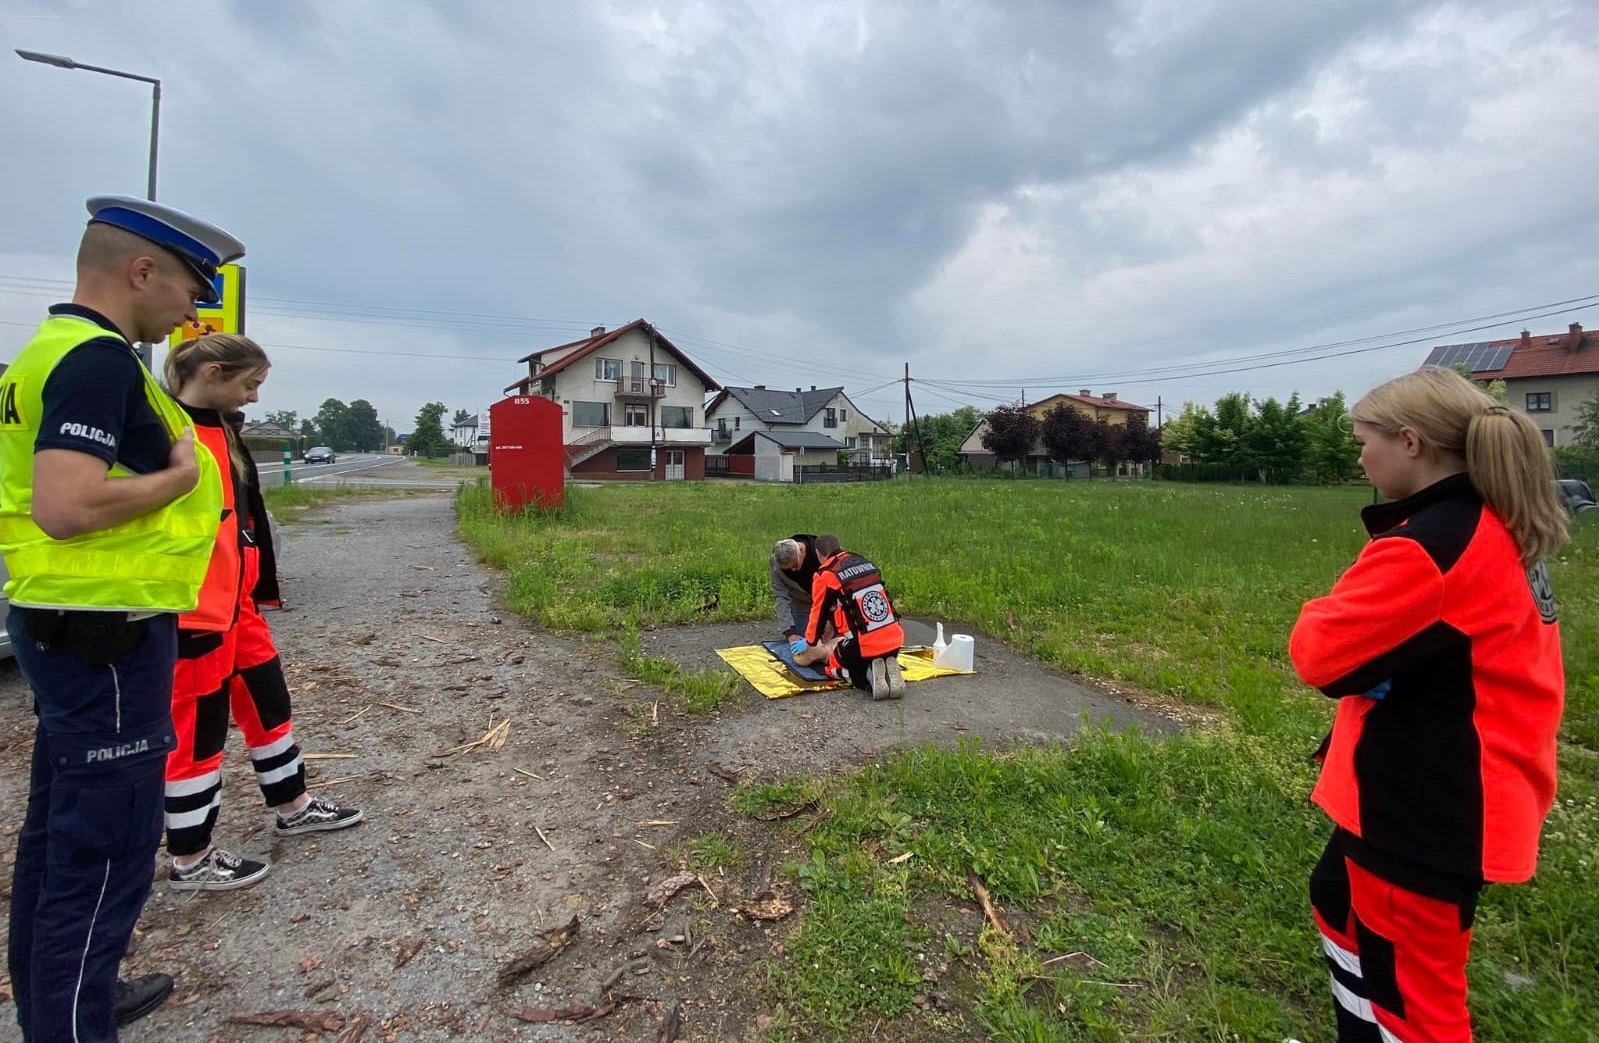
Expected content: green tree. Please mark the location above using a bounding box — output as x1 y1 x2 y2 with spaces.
1246 394 1307 481
410 401 449 457
895 405 983 471
1159 401 1208 459
1194 392 1254 472
264 409 297 432
1300 392 1360 483
1571 389 1599 451
346 399 384 451
313 398 351 450
980 405 1040 474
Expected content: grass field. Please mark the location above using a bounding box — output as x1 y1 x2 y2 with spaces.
456 478 1599 1042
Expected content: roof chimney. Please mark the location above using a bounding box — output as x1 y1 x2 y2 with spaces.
753 384 766 391
795 387 802 393
1102 391 1117 402
810 385 816 391
591 325 606 337
1520 329 1532 349
1571 322 1585 351
1079 389 1092 397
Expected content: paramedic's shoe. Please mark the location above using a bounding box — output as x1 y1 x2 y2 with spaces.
869 657 892 700
169 847 270 891
883 656 906 699
275 795 364 836
114 972 174 1026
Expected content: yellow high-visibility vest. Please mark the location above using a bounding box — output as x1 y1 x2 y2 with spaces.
0 313 223 612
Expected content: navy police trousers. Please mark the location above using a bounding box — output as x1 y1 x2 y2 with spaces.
6 609 176 1043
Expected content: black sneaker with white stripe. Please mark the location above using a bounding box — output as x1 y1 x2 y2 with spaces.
275 795 364 836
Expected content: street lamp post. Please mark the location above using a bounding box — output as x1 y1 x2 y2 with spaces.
16 49 161 201
17 50 164 362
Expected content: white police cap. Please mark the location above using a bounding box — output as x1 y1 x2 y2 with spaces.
85 195 245 305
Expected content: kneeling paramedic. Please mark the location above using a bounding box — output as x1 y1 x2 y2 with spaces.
797 534 907 700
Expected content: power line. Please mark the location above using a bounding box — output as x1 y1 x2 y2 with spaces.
921 293 1599 388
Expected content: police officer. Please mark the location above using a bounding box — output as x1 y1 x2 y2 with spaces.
0 195 241 1042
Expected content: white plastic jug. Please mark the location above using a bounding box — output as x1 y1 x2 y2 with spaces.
932 622 948 657
934 632 975 672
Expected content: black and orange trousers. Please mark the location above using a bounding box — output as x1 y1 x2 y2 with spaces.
164 547 304 857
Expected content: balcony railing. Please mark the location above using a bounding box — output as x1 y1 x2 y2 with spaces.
712 428 733 443
615 377 667 397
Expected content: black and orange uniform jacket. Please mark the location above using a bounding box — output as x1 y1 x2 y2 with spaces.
805 550 905 658
1289 473 1563 884
176 408 281 626
178 406 246 633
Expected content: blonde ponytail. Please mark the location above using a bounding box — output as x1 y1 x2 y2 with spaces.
1466 407 1569 566
1351 367 1570 566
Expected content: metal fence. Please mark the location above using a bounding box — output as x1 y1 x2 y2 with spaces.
796 463 895 483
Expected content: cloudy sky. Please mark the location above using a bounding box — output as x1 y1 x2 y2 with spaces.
4 0 1598 431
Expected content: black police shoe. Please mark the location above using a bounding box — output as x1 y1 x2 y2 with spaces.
114 972 174 1027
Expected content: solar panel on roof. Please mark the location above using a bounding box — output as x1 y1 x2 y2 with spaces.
1425 341 1510 373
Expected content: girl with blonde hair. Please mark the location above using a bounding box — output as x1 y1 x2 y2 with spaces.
1289 366 1568 1041
161 334 361 891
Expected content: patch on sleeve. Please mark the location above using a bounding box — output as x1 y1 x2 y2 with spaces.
0 375 24 428
1526 560 1557 624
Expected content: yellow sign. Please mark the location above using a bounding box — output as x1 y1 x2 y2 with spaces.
170 263 246 343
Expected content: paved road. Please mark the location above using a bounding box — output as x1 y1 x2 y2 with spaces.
257 453 404 488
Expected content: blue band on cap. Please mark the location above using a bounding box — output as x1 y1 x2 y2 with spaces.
92 206 221 271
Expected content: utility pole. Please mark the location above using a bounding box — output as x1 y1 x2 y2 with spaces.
1157 396 1163 429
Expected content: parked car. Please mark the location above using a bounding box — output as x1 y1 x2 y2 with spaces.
1558 478 1596 515
305 446 337 464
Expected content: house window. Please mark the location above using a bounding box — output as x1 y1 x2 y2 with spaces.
616 448 652 471
571 401 609 427
846 436 857 449
661 405 694 428
652 363 677 387
1542 429 1555 447
824 407 837 428
1525 392 1553 412
624 403 648 426
594 358 622 381
734 416 740 430
840 409 847 422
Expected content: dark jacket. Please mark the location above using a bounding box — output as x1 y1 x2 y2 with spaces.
769 533 819 635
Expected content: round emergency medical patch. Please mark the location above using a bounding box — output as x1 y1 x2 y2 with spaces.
860 589 891 623
1526 560 1557 624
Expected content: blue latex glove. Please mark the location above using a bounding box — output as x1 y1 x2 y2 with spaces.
788 638 809 657
1364 679 1392 701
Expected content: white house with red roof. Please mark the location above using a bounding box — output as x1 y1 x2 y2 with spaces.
503 320 720 480
1427 323 1598 447
956 390 1154 473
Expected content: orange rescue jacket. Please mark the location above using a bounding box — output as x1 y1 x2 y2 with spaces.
1289 474 1563 883
177 409 245 632
806 550 904 658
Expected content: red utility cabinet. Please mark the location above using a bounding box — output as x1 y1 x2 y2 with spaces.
489 395 565 511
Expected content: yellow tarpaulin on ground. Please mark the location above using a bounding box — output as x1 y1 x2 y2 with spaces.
716 645 970 700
